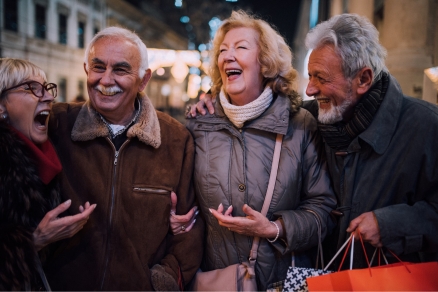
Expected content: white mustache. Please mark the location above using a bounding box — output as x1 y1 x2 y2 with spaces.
95 85 123 95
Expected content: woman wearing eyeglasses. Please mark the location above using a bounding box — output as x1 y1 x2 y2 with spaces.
0 58 96 290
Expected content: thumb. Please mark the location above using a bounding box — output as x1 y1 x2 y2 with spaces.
242 204 256 217
170 192 177 214
346 217 360 233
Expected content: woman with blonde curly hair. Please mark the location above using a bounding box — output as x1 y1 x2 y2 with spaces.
180 10 336 290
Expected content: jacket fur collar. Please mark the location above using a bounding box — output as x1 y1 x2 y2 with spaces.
71 92 161 148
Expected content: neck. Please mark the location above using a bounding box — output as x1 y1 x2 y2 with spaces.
103 110 135 125
228 87 263 106
97 101 137 126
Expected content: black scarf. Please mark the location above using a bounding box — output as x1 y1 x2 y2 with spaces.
318 73 389 151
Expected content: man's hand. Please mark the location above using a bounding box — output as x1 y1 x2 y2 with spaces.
169 192 198 235
189 93 215 117
346 211 382 247
33 199 96 251
209 204 282 239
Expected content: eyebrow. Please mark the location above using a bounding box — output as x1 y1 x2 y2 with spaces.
113 61 132 70
91 58 105 65
220 39 251 47
90 58 132 70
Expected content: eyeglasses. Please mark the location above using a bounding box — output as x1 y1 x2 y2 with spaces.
2 81 57 99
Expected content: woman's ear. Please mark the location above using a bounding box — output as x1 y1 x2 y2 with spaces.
0 102 8 120
356 67 373 95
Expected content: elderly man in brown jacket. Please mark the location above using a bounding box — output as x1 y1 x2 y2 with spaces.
44 27 203 291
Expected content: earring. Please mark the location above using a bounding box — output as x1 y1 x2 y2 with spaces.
0 113 8 120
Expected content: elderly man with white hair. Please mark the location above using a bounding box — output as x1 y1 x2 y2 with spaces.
302 13 438 269
44 27 203 291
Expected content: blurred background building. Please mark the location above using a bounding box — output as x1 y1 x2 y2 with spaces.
1 0 437 123
294 0 438 104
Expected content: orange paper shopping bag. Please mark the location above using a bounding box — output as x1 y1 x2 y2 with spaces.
307 234 438 291
307 261 438 291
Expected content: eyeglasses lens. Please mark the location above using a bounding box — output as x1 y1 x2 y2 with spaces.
46 84 57 98
29 82 43 97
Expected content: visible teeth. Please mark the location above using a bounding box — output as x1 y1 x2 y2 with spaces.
317 98 330 104
226 69 242 76
100 91 118 96
96 85 122 96
39 111 49 116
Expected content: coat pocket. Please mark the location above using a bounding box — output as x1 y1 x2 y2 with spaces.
132 186 171 195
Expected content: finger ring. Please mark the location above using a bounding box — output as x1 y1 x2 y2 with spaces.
181 226 186 231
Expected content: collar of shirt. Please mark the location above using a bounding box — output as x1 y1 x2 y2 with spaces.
98 98 141 139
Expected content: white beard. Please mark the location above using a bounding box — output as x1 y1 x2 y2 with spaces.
318 98 353 124
317 87 355 124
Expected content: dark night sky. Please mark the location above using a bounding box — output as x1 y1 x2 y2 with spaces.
128 0 303 49
229 0 303 47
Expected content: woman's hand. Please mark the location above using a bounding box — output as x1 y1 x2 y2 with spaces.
170 192 198 235
33 199 96 251
209 204 283 239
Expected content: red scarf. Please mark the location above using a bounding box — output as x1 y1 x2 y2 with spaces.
11 127 62 185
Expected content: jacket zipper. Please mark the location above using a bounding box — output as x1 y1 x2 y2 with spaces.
100 138 130 290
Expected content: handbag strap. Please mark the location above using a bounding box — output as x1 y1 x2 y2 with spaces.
35 255 52 291
306 209 325 269
249 133 283 262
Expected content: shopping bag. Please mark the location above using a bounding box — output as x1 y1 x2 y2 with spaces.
307 233 438 291
307 261 438 291
283 210 332 292
283 266 331 292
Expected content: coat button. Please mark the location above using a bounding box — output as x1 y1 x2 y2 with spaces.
238 184 246 192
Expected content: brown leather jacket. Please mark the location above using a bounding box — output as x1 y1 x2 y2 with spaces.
45 93 203 290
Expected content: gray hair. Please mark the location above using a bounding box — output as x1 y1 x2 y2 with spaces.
305 13 388 82
0 58 47 99
84 27 149 78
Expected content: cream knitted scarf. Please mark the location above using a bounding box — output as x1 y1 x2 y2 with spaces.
219 86 273 128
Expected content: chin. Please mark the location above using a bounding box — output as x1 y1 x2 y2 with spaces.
31 134 49 145
318 107 343 124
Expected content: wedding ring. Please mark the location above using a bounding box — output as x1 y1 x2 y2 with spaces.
181 225 186 231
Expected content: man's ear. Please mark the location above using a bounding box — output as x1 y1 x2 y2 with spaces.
139 69 152 92
356 67 373 95
83 63 89 75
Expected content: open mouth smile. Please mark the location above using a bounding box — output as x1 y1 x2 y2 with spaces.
316 98 330 104
225 69 242 77
34 110 49 127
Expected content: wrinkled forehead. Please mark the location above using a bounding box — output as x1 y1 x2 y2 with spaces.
88 36 141 67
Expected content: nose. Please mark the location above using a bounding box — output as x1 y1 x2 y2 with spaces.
100 68 114 86
306 78 319 97
223 48 236 62
41 90 55 103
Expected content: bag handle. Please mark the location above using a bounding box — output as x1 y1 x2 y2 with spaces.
325 233 412 275
249 133 283 262
324 233 371 274
291 209 325 269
